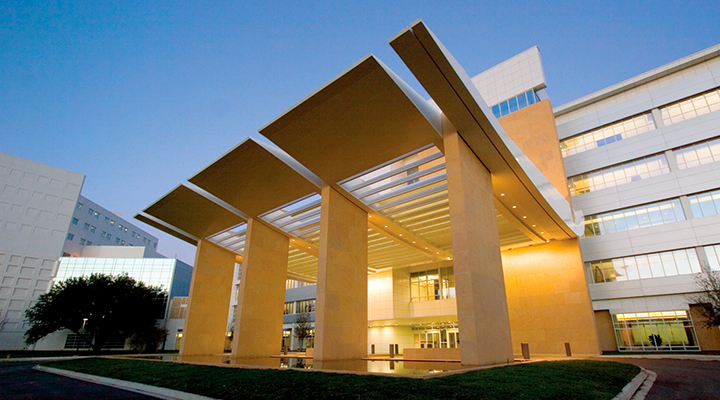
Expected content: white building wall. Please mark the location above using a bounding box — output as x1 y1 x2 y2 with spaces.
0 152 84 349
555 43 720 344
471 46 546 106
65 195 159 257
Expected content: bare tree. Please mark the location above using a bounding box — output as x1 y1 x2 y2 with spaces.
293 308 314 351
687 269 720 328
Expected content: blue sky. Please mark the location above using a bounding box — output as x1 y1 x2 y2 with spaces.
2 1 719 264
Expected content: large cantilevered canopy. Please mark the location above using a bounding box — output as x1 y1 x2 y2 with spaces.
189 137 320 218
136 184 246 245
259 54 443 185
390 20 583 242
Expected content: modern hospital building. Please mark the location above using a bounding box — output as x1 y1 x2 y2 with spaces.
138 21 720 365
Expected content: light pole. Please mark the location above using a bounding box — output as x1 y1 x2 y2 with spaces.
76 318 88 353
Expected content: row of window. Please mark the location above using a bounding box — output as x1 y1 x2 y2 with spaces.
569 136 720 196
587 247 704 284
584 187 720 237
74 202 155 248
561 86 720 158
583 199 684 237
491 90 539 119
660 87 720 126
561 113 656 157
569 154 669 196
284 299 316 314
65 233 94 246
285 279 316 290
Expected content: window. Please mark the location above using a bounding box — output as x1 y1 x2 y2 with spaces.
705 244 720 271
560 112 656 158
71 217 79 225
121 240 125 245
84 223 89 230
296 300 315 313
613 311 699 351
688 188 720 218
115 238 121 244
660 87 720 126
675 137 720 170
89 225 96 233
586 248 701 283
86 241 92 245
66 233 74 241
76 202 83 210
491 90 538 118
410 267 455 302
79 238 86 245
109 220 115 227
106 234 112 241
583 199 685 236
93 211 99 218
568 153 670 196
284 302 294 315
104 217 110 223
88 208 94 215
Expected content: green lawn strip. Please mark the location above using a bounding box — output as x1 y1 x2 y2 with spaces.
42 358 639 400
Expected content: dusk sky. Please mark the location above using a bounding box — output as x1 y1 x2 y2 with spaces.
2 1 719 264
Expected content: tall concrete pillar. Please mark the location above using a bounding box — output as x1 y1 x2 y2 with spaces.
180 239 236 356
314 185 368 360
444 130 514 365
232 217 289 358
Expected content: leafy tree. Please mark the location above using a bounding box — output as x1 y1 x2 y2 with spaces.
688 269 720 328
128 326 169 353
25 273 167 353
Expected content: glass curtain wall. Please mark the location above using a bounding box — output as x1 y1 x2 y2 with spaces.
410 267 455 302
613 311 699 351
413 323 459 348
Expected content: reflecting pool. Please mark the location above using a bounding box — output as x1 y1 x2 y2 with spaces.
118 355 464 375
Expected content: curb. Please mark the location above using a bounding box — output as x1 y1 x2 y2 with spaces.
33 365 218 400
612 367 656 400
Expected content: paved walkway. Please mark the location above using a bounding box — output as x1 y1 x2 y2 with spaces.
594 356 720 400
0 361 156 400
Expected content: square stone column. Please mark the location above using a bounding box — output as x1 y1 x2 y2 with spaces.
180 239 236 356
232 217 289 358
444 130 514 365
313 185 368 360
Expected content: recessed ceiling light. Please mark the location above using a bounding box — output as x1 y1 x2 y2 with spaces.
501 193 505 196
522 216 527 219
512 206 517 209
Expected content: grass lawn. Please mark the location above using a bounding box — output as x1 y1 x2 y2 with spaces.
1 350 178 359
42 358 639 400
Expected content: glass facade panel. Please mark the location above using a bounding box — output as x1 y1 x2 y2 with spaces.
660 87 720 126
675 137 720 170
412 323 459 349
410 267 455 302
584 199 684 237
491 90 538 118
705 244 720 271
613 311 699 351
688 188 720 218
586 248 701 284
560 112 656 157
568 153 669 196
